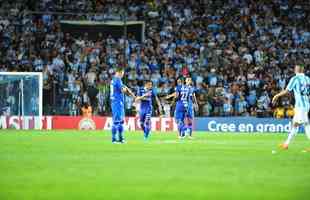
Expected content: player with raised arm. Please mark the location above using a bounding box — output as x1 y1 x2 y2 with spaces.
272 64 310 150
184 77 199 139
110 67 136 143
136 80 162 140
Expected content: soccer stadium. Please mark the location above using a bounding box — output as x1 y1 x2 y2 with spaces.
0 0 310 199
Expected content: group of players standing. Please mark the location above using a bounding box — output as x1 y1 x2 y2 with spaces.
110 67 198 143
110 65 310 151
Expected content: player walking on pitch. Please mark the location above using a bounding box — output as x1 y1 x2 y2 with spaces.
110 67 136 143
272 65 310 150
184 77 199 138
135 80 162 140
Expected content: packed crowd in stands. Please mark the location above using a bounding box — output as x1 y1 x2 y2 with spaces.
0 0 310 117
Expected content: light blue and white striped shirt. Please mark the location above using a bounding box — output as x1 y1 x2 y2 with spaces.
286 73 310 111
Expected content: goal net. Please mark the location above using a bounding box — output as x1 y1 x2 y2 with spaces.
0 72 43 117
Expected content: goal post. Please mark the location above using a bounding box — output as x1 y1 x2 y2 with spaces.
0 72 43 117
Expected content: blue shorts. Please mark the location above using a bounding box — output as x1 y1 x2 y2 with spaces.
175 102 194 121
186 104 194 119
111 102 125 123
140 106 152 124
174 103 186 121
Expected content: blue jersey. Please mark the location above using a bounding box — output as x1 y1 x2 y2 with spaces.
187 85 196 106
286 73 310 111
175 84 195 120
138 87 155 110
176 85 191 107
110 76 125 123
175 85 183 104
110 77 124 104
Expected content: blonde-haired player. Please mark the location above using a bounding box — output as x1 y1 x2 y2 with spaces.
272 64 310 150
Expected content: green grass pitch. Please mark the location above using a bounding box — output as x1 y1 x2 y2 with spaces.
0 130 310 200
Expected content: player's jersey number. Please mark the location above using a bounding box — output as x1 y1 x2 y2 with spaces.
300 83 309 96
180 91 188 101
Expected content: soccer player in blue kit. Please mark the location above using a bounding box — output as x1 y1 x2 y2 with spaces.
165 77 185 138
110 67 136 143
166 77 198 139
184 77 199 138
136 80 162 140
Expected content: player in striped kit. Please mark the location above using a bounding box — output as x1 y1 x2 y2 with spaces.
272 65 310 150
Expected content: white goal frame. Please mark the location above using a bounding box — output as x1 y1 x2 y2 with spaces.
0 72 43 117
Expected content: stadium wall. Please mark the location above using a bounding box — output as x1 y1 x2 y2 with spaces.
0 116 296 133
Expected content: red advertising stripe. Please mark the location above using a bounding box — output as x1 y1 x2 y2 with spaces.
0 116 178 131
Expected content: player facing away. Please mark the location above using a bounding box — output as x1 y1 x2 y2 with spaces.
110 67 136 143
184 77 199 138
165 77 186 138
272 65 310 150
136 80 162 140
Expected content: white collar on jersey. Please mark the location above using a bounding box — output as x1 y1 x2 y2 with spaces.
296 73 305 75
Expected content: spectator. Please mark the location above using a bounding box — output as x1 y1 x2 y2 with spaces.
81 102 92 118
274 106 285 119
223 98 233 116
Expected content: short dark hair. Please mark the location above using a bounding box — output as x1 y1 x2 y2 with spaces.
145 80 152 85
177 76 184 82
82 102 90 108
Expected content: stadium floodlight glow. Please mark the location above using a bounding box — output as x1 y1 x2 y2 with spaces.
0 72 43 117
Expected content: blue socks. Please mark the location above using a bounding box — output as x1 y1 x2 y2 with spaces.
112 122 125 143
177 120 185 137
177 119 192 138
118 122 124 142
144 122 151 139
188 126 192 136
187 120 193 136
112 123 118 142
141 122 151 140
